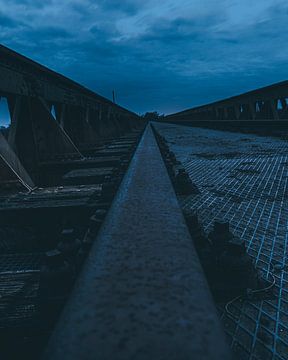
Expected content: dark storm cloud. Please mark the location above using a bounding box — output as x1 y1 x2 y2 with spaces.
0 0 287 115
140 15 221 43
24 26 74 41
0 12 19 28
98 0 140 15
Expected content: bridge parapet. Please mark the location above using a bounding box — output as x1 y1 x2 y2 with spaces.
166 80 288 121
0 44 143 186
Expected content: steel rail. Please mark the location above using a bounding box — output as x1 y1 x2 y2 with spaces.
43 123 231 360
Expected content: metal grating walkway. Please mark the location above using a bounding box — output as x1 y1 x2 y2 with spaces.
155 123 288 360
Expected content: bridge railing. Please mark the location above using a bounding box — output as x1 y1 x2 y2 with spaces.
0 44 144 187
165 80 288 121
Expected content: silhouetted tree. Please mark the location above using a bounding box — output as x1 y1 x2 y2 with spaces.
141 111 164 121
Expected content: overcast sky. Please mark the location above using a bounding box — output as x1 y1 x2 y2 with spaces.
0 0 288 116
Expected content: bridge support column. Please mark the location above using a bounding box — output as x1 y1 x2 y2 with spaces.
234 104 241 120
7 95 21 151
280 98 288 119
30 98 82 160
280 98 287 110
0 130 35 190
249 102 256 120
270 100 279 120
5 96 82 181
82 107 100 144
61 104 100 146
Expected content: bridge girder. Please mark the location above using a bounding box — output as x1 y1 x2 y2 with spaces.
0 44 143 187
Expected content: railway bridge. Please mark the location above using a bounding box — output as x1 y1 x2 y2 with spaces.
0 44 287 360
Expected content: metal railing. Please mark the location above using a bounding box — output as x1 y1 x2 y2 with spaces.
166 80 288 121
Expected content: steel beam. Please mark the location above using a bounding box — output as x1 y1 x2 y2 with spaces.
0 44 144 186
0 44 142 142
0 131 35 190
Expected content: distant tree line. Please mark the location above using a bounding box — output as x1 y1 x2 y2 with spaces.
141 111 165 121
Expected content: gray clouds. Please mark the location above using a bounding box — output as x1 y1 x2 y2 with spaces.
0 0 287 114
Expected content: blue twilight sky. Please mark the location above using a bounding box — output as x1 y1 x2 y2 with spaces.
0 0 288 119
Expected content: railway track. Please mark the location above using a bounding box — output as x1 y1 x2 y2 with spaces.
0 127 145 359
2 43 288 360
43 123 230 360
0 122 232 360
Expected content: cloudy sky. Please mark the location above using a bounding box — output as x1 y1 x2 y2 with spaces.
0 0 288 116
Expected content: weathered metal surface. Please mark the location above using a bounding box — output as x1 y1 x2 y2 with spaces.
166 80 288 121
0 44 136 115
63 168 114 185
43 124 231 360
0 44 143 188
0 128 143 359
0 185 102 213
0 131 35 190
